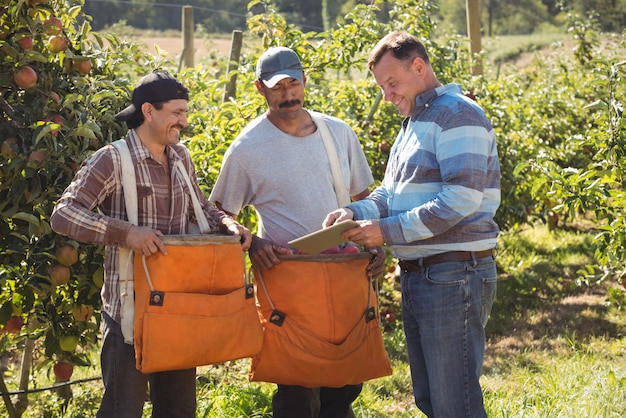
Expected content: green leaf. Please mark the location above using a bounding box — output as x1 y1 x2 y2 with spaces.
68 125 96 140
12 212 40 227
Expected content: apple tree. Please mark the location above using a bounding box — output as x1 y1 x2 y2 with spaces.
0 0 168 412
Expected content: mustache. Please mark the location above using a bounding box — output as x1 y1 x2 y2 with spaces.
278 99 301 108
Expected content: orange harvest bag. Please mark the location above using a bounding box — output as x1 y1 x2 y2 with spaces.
249 252 392 388
133 234 263 373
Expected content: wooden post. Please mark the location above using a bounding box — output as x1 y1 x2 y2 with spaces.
182 6 194 68
223 30 243 103
466 0 482 75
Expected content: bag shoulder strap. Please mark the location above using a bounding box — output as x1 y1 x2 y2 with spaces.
112 139 138 225
174 160 211 234
310 111 350 207
111 139 137 344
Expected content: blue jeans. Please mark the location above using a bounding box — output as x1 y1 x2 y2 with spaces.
400 255 497 418
96 312 196 418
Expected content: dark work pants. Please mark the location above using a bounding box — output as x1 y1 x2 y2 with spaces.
272 383 363 418
96 312 196 418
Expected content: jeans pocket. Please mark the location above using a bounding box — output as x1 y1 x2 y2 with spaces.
424 262 467 287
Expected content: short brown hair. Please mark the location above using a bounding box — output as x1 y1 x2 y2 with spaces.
367 31 430 71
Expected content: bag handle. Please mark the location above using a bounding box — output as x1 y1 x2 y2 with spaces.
310 111 350 207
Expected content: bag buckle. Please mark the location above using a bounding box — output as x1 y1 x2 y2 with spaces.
245 283 255 299
365 307 376 323
149 291 164 306
269 310 286 326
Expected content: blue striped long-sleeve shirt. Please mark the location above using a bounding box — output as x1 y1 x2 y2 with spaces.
348 83 500 260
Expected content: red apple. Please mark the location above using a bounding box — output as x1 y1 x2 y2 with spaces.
28 150 45 167
55 244 78 266
4 315 24 334
384 312 396 323
321 246 341 254
44 17 63 36
73 58 92 75
1 137 18 159
49 264 70 286
14 66 37 89
53 361 73 381
341 245 360 254
56 243 78 266
378 141 390 153
48 35 67 53
17 35 34 50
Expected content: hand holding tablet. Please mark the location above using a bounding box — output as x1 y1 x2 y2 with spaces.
287 220 359 254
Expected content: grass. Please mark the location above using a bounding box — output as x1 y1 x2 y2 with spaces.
482 33 571 64
3 223 625 417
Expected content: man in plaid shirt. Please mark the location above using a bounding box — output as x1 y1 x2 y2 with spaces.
51 72 251 418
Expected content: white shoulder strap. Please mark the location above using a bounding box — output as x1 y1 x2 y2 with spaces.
111 139 136 345
310 111 350 207
174 160 211 234
112 140 138 225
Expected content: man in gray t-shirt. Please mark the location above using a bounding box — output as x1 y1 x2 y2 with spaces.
209 47 382 418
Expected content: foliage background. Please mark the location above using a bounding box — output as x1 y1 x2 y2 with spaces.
80 0 626 35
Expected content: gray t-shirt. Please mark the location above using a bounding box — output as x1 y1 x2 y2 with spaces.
209 111 374 245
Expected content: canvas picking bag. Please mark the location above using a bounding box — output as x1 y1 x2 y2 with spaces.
133 234 264 373
249 252 393 388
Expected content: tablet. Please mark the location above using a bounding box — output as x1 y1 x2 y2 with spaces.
287 220 359 254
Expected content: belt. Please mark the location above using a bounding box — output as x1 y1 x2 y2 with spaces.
398 249 495 272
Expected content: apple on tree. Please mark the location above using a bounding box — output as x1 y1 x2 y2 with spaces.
43 16 63 36
48 264 70 286
56 243 78 266
59 334 79 352
17 34 34 50
71 304 94 322
380 306 397 323
73 58 92 75
28 150 45 167
1 137 18 159
48 35 67 53
13 66 38 89
53 360 73 382
4 315 24 334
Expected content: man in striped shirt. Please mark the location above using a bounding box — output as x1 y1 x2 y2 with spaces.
324 32 500 417
51 72 251 418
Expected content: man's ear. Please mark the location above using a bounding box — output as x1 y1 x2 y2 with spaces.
411 56 427 76
254 80 266 96
141 102 154 121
